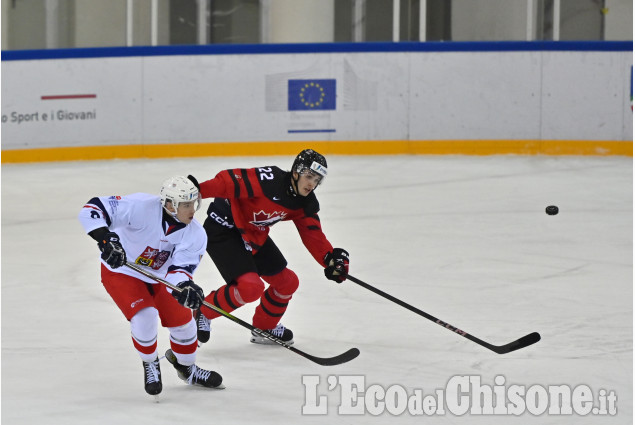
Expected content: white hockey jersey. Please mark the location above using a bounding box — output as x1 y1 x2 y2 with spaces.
78 193 207 287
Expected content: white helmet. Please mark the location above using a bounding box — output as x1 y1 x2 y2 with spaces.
160 176 201 216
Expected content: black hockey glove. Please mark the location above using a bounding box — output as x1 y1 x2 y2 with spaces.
187 175 201 191
97 232 126 269
172 280 205 309
323 248 349 283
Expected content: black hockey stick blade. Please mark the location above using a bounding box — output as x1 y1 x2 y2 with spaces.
247 326 359 366
125 262 360 366
348 274 540 355
487 332 541 354
290 346 361 366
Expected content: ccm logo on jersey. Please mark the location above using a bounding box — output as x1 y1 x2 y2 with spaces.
209 211 234 228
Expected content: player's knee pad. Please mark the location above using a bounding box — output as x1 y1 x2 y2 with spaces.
168 318 197 347
235 272 265 303
263 268 299 296
130 307 159 346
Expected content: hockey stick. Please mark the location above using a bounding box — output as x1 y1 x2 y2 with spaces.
125 262 360 366
347 275 540 354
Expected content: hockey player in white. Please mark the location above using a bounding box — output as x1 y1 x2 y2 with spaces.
78 176 223 396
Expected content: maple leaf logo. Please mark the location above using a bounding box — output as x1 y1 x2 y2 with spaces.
250 210 287 229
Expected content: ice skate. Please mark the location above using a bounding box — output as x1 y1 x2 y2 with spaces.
142 357 162 396
164 349 224 389
195 309 211 343
250 323 294 345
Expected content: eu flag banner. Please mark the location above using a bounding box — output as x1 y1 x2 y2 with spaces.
288 79 336 111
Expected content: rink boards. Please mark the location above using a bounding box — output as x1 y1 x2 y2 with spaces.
2 41 632 162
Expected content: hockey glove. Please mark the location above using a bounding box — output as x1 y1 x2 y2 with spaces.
172 280 205 309
323 248 350 283
187 175 201 191
98 232 127 269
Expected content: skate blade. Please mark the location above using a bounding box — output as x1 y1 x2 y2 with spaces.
250 336 294 345
153 394 160 403
189 381 226 390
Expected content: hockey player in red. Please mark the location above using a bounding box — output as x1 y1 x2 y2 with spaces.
78 176 224 396
190 149 350 345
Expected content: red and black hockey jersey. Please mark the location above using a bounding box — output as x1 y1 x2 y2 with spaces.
198 166 333 267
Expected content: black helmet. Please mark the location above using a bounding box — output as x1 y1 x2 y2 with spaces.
291 149 328 182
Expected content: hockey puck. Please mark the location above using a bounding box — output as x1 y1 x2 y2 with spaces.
546 205 559 215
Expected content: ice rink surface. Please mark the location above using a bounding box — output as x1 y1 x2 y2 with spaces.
2 154 632 424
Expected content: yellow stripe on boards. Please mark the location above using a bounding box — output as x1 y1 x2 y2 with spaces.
1 140 632 163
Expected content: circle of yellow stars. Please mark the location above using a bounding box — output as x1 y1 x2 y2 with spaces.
299 82 326 108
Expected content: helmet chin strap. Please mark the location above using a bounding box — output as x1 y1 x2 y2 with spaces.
289 172 300 197
163 202 182 222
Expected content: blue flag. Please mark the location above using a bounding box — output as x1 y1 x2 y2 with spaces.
288 79 336 111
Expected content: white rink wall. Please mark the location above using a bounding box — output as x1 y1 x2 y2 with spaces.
1 42 632 156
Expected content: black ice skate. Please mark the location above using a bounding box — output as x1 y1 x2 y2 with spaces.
164 349 224 389
195 309 211 343
250 323 294 345
142 358 162 395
